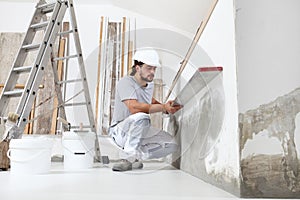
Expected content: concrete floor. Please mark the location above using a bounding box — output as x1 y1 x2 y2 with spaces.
0 161 239 200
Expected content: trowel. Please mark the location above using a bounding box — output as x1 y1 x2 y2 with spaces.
173 67 223 106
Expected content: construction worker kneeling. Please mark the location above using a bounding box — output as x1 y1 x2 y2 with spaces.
108 48 182 172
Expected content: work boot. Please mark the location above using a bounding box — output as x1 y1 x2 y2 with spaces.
132 159 143 169
112 159 132 171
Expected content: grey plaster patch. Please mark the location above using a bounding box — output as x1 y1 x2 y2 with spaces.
240 87 300 197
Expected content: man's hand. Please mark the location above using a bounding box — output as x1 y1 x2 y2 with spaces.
163 100 183 114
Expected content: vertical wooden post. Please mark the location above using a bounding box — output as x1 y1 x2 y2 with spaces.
127 41 133 74
121 17 126 77
95 16 104 130
28 99 36 134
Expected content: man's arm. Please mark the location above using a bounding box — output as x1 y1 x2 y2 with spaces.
151 98 161 104
123 99 182 115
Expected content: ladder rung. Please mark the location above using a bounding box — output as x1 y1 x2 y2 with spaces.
30 21 49 30
37 2 56 13
22 44 40 51
57 79 82 85
53 54 78 61
13 66 32 73
58 30 74 36
3 90 23 96
64 102 87 107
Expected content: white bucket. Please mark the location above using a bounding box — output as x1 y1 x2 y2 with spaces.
7 137 54 174
62 131 96 170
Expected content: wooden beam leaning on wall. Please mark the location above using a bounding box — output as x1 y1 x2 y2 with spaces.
127 41 133 74
95 16 104 130
121 17 126 77
25 99 36 134
164 0 218 102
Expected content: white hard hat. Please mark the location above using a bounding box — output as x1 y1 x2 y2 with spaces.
133 48 161 67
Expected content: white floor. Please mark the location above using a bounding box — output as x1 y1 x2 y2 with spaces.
1 135 281 200
0 161 240 200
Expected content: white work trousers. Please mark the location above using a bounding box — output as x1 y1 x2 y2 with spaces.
108 112 178 162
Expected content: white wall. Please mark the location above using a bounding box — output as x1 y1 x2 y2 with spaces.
200 0 240 184
0 2 35 32
236 0 300 113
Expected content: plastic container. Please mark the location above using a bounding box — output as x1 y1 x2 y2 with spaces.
62 131 96 170
7 137 54 174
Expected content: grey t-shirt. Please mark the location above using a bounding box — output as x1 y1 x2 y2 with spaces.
111 76 154 125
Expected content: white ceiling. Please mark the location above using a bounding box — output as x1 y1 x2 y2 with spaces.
0 0 215 34
112 0 215 34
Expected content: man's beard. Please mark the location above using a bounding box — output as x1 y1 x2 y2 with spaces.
140 73 154 82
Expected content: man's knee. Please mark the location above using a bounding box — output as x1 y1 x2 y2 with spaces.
165 143 179 154
147 142 179 159
130 112 150 127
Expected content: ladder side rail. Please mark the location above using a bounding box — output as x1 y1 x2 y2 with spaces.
0 3 52 115
15 1 63 115
17 3 69 131
14 3 49 67
68 0 101 162
68 0 96 133
14 1 62 121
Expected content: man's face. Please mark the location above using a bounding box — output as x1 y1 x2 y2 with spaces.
138 64 157 82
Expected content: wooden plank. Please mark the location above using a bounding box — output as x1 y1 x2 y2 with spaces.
95 16 104 130
164 0 218 101
127 41 133 74
28 99 36 134
0 84 44 89
27 99 36 134
50 38 66 134
121 17 126 77
62 22 70 39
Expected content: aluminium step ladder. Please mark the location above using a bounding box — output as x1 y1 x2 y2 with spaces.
0 0 106 163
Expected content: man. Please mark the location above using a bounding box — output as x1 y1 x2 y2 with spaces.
109 48 182 172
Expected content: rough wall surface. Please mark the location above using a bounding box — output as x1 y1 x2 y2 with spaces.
0 33 25 115
0 32 56 134
169 75 240 196
240 88 300 198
